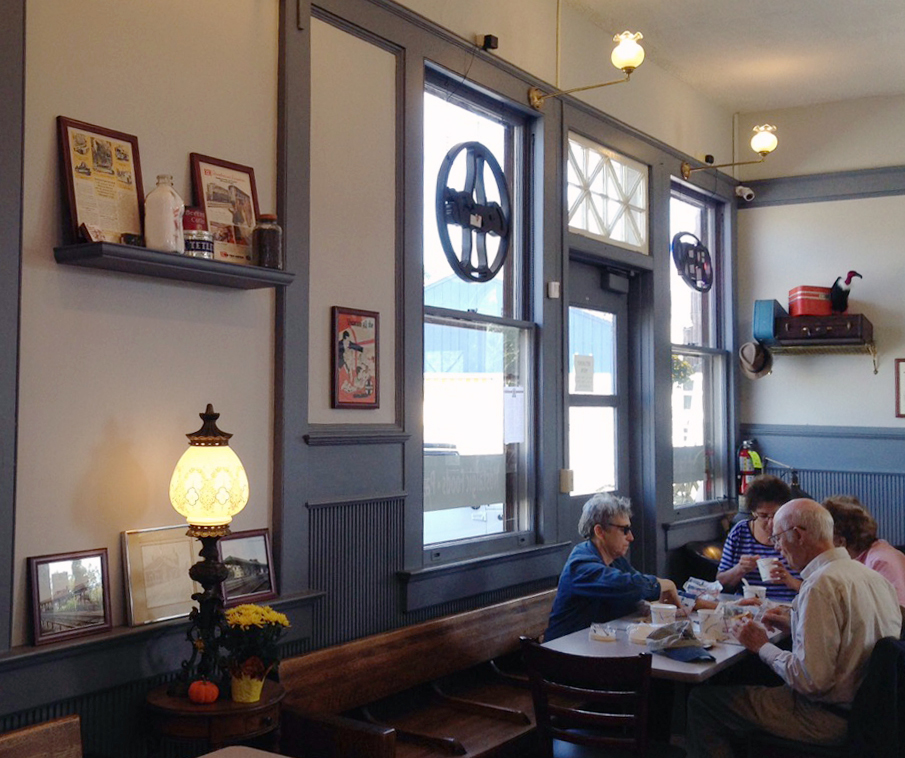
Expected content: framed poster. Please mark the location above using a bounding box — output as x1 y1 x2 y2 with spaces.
190 153 259 265
897 359 905 418
57 116 144 244
122 525 199 625
28 548 112 645
218 528 276 606
332 306 379 409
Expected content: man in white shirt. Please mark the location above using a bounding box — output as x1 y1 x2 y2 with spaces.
686 499 902 757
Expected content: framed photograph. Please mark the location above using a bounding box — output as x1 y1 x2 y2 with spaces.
218 528 276 606
57 116 144 244
332 306 380 409
28 548 112 646
122 525 200 626
190 153 259 265
897 359 905 418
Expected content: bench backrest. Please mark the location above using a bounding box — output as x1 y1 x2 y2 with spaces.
281 589 556 714
0 715 82 758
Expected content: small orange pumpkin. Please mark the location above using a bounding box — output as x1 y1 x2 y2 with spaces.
188 678 219 704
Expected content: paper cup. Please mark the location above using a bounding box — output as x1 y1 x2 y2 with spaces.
757 557 778 582
697 608 724 641
650 602 677 625
743 585 767 601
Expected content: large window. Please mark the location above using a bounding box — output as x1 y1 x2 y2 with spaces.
422 78 533 546
670 189 728 506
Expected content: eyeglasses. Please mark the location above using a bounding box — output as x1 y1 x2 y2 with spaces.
751 512 776 523
608 524 633 535
770 525 804 545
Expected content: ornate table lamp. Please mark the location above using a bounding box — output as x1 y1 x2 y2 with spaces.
169 404 249 682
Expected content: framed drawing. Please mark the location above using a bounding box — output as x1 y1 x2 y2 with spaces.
189 153 259 265
122 525 200 625
332 306 380 409
897 359 905 418
28 548 112 645
218 528 276 606
57 116 144 244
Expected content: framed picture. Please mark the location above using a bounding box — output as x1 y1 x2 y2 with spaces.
897 359 905 418
190 153 259 265
218 528 276 606
122 525 200 626
57 116 144 244
28 548 112 645
332 306 380 409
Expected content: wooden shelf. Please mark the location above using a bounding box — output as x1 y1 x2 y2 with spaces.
771 341 878 374
54 242 294 290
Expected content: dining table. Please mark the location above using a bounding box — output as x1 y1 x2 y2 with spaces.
541 598 787 685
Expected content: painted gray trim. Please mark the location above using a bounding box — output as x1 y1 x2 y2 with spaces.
400 542 569 610
742 422 905 475
307 491 407 508
305 428 410 445
0 0 24 655
740 165 905 208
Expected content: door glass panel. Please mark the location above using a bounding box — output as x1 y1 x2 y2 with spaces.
569 407 616 495
568 307 615 395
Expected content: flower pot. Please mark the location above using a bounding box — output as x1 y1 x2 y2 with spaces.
231 674 265 703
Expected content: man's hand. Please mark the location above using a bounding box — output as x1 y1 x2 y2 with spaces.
734 619 769 653
761 607 791 633
769 562 802 592
657 578 685 613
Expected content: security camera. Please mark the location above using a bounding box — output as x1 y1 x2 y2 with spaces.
735 185 755 202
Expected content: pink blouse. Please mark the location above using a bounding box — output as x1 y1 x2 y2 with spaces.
857 539 905 607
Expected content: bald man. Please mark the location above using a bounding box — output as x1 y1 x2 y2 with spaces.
687 499 902 757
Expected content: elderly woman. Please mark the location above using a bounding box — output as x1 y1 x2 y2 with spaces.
822 495 905 607
544 492 682 641
717 474 801 601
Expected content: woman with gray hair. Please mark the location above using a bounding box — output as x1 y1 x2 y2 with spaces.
545 492 682 641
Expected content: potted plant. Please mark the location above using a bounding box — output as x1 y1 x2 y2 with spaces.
221 604 290 702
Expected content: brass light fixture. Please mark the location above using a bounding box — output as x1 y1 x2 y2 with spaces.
681 125 779 181
170 403 249 683
528 31 645 110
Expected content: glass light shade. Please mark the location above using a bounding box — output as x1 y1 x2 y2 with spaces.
169 444 249 527
611 31 645 72
750 125 778 155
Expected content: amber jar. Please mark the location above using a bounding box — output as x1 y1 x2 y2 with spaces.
253 214 283 269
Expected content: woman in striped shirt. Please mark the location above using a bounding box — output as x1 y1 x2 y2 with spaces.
717 475 802 602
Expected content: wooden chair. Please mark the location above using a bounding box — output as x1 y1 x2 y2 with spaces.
0 715 82 758
520 636 683 758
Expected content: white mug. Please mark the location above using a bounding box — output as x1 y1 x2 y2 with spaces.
757 557 779 582
697 608 724 641
650 602 677 625
743 585 767 601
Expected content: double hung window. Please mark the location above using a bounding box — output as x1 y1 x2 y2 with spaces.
422 76 533 546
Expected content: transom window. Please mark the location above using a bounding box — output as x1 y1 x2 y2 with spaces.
567 133 648 253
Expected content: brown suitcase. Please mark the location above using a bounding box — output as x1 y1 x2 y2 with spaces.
775 314 873 345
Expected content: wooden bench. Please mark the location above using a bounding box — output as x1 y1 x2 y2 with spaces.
0 715 82 758
278 589 556 758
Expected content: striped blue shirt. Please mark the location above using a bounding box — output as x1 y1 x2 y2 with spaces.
718 519 801 602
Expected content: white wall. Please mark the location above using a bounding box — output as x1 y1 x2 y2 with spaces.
738 196 905 427
15 0 279 645
308 19 397 424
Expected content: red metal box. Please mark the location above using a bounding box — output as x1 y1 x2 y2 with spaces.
788 286 832 317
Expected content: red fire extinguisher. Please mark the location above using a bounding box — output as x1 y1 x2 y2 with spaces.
737 439 764 495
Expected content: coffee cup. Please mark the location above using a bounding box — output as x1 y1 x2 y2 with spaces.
757 557 779 582
650 602 677 625
743 584 767 601
697 608 724 641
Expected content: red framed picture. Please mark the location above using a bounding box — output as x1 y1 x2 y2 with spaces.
332 306 379 409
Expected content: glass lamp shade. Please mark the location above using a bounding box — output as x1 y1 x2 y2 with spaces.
169 444 249 527
750 124 778 156
611 32 645 72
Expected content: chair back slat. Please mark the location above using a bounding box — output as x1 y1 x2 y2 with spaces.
520 636 651 757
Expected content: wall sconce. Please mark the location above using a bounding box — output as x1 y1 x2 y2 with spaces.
169 403 249 682
681 125 779 181
528 31 645 111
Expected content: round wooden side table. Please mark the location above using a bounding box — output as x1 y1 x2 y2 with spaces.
146 679 285 753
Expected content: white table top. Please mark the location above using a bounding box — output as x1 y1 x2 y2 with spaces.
542 603 785 684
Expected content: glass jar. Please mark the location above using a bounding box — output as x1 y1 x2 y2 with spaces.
253 214 283 269
144 175 185 254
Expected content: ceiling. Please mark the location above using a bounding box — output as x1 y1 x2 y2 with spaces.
569 0 905 113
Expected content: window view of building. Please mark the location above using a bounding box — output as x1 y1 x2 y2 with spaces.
422 85 533 545
670 190 729 506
